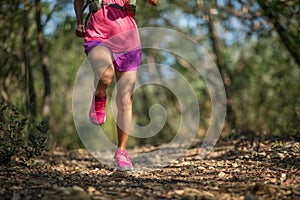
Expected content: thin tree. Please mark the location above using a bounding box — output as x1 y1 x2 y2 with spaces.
199 0 237 130
34 0 51 122
22 0 37 119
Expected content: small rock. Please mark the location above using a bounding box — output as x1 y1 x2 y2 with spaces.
232 163 238 168
280 173 287 182
218 171 226 178
174 190 185 195
94 190 102 195
119 180 126 186
183 188 203 197
277 153 285 159
72 185 84 192
135 192 143 197
258 152 266 157
87 186 96 194
269 178 277 184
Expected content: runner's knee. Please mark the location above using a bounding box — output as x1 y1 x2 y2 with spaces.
116 95 132 112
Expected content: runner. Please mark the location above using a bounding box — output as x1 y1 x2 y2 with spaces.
74 0 158 171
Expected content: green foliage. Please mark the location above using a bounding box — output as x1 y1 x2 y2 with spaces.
0 103 48 165
229 36 300 135
256 0 300 67
48 15 85 149
0 103 26 164
1 0 299 150
25 121 48 159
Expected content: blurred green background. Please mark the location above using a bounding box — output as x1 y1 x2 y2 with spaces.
0 0 299 152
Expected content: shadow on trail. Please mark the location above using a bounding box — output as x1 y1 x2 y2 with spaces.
1 133 300 200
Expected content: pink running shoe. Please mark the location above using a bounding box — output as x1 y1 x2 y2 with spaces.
89 92 106 125
115 149 133 171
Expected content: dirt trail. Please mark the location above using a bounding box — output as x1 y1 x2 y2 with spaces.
1 136 300 200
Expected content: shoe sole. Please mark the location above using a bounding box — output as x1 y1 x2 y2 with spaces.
114 162 134 171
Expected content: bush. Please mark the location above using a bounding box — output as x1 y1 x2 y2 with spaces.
0 103 48 165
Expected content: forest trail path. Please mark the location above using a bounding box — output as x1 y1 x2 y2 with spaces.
1 136 300 200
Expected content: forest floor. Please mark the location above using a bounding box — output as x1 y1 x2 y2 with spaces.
1 135 300 200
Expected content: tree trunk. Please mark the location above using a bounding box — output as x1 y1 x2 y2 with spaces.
201 0 237 130
35 0 51 122
22 0 37 118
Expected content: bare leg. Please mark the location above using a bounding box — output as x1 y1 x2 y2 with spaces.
115 70 137 150
88 46 115 97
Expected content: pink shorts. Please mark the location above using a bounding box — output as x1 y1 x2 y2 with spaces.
84 40 142 72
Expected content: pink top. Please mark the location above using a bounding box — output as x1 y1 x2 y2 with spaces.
84 0 140 53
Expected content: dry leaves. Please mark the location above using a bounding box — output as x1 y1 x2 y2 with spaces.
0 137 299 200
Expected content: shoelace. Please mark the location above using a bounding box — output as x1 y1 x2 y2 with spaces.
94 98 106 112
116 151 131 163
116 155 130 163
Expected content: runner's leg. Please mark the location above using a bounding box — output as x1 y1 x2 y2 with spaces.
115 70 137 150
88 46 115 97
